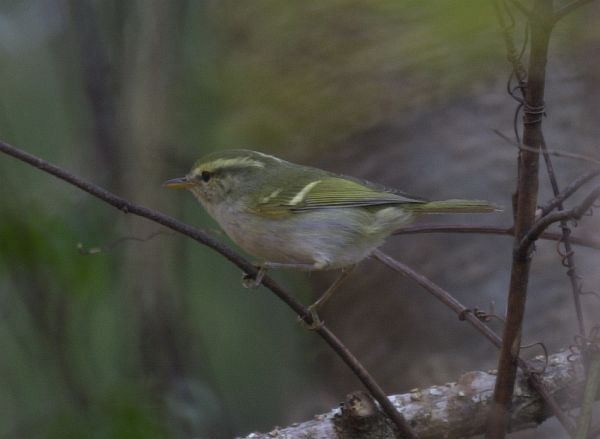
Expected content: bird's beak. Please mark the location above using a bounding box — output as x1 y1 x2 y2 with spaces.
163 176 195 189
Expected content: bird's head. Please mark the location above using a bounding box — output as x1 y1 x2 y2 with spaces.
164 149 282 207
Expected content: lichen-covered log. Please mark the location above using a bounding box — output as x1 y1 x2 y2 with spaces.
240 350 583 439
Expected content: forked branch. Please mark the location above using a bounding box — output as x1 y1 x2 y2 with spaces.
372 250 575 433
519 186 600 253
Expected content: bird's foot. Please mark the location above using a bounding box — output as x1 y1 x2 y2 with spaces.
298 304 324 331
242 266 266 289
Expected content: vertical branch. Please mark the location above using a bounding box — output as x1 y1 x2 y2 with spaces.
487 1 554 438
540 134 586 337
495 0 588 339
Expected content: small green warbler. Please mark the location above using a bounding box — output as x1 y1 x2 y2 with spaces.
165 149 498 326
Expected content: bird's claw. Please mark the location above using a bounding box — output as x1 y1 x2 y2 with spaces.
298 305 324 331
242 267 266 289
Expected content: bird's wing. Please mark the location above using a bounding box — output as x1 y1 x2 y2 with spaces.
250 176 425 216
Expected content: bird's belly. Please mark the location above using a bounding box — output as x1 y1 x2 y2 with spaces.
214 207 413 270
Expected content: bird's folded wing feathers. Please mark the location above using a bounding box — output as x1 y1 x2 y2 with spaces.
250 177 425 216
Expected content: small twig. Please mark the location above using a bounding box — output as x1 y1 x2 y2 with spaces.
493 0 528 90
519 186 600 253
574 353 600 439
517 142 600 166
372 250 501 347
77 230 175 255
372 250 576 434
554 0 596 22
539 133 586 337
540 168 600 215
493 129 600 166
393 224 600 251
0 140 417 438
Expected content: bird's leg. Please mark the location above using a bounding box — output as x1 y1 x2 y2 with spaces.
242 262 316 288
302 265 356 330
242 266 267 289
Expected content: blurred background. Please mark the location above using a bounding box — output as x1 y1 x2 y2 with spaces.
0 1 599 438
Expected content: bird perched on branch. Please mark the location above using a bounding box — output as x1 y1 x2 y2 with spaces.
165 149 498 327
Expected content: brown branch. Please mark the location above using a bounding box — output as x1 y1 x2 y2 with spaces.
372 250 502 348
239 349 584 439
519 186 600 253
494 128 600 166
372 250 576 434
0 140 417 439
540 168 600 216
393 224 600 251
516 142 600 166
488 2 554 437
539 134 587 337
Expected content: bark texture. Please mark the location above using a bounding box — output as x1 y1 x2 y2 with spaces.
240 349 583 439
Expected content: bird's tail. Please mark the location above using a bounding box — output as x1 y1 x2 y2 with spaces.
405 199 501 214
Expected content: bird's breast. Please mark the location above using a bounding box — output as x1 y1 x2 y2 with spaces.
206 204 414 269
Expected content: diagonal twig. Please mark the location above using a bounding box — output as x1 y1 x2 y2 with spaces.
372 250 576 435
0 139 417 438
519 185 600 253
540 168 600 216
540 134 587 336
393 223 600 250
493 128 600 166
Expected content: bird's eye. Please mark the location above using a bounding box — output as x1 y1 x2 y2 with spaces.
200 171 212 182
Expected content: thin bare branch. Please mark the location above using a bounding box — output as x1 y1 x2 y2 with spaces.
540 168 600 215
0 139 417 438
372 250 575 434
393 224 600 251
372 250 501 347
493 129 600 166
539 133 587 336
519 186 600 253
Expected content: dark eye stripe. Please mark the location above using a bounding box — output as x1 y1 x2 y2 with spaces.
201 171 212 182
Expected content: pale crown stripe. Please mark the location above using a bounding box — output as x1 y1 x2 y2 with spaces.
253 151 283 162
205 157 265 171
289 180 321 205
